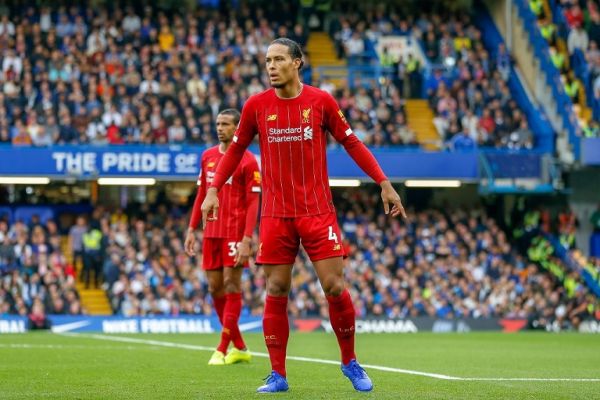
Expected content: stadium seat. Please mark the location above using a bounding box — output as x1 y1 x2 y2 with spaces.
0 207 12 224
14 206 55 225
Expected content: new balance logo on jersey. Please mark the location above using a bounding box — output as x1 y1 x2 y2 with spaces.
267 114 277 121
303 126 313 140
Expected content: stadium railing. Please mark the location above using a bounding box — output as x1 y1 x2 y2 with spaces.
0 204 93 227
13 207 55 225
315 65 395 89
478 149 559 194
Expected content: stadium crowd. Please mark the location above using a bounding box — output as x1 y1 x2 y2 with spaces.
0 2 548 149
330 4 534 149
424 37 533 150
0 1 596 330
0 2 419 148
533 0 600 136
0 216 83 319
3 188 597 332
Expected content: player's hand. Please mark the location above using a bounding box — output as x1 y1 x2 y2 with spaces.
380 180 407 218
234 237 252 267
184 228 197 256
201 188 219 228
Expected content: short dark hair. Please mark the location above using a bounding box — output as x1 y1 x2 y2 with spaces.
218 108 241 125
270 37 304 70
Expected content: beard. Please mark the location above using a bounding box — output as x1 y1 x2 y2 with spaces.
270 81 285 88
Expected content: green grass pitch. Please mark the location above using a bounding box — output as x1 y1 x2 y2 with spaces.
1 332 599 399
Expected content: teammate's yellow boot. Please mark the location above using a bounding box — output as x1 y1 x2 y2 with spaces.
208 350 226 365
224 348 251 364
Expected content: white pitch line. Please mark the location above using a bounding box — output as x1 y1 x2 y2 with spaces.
0 343 148 350
464 378 600 382
64 333 461 380
62 334 600 383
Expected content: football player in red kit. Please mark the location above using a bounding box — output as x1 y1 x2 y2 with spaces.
185 109 261 366
202 39 406 392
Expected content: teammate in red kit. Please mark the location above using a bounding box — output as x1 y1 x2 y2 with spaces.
201 38 406 393
185 109 261 366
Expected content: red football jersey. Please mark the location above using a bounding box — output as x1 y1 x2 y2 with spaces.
197 146 261 238
226 85 386 217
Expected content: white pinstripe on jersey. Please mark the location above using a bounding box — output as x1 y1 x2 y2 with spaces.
318 104 332 213
286 105 298 217
298 104 309 215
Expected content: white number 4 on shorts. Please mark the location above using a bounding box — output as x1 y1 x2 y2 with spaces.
328 226 338 243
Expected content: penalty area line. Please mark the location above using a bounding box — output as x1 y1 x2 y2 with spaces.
62 333 600 383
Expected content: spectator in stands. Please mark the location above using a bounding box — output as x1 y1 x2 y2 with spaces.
28 298 51 330
344 31 366 64
11 121 32 146
529 0 545 18
565 4 584 29
86 108 107 144
82 221 103 289
447 126 476 151
564 72 582 104
587 40 600 69
496 43 512 81
405 54 422 97
167 117 187 143
568 23 589 55
69 216 87 272
588 11 600 45
0 222 15 273
539 18 558 47
506 119 534 149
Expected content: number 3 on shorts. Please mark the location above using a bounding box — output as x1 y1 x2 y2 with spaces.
328 225 338 243
227 242 237 256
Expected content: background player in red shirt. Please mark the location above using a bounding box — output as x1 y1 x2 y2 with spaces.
185 109 261 366
202 39 406 393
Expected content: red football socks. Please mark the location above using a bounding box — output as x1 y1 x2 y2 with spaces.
224 292 246 350
263 295 289 377
213 295 229 353
213 295 226 324
326 289 357 365
215 293 246 353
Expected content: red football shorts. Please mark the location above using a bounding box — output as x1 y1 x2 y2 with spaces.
202 238 249 270
256 212 345 264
